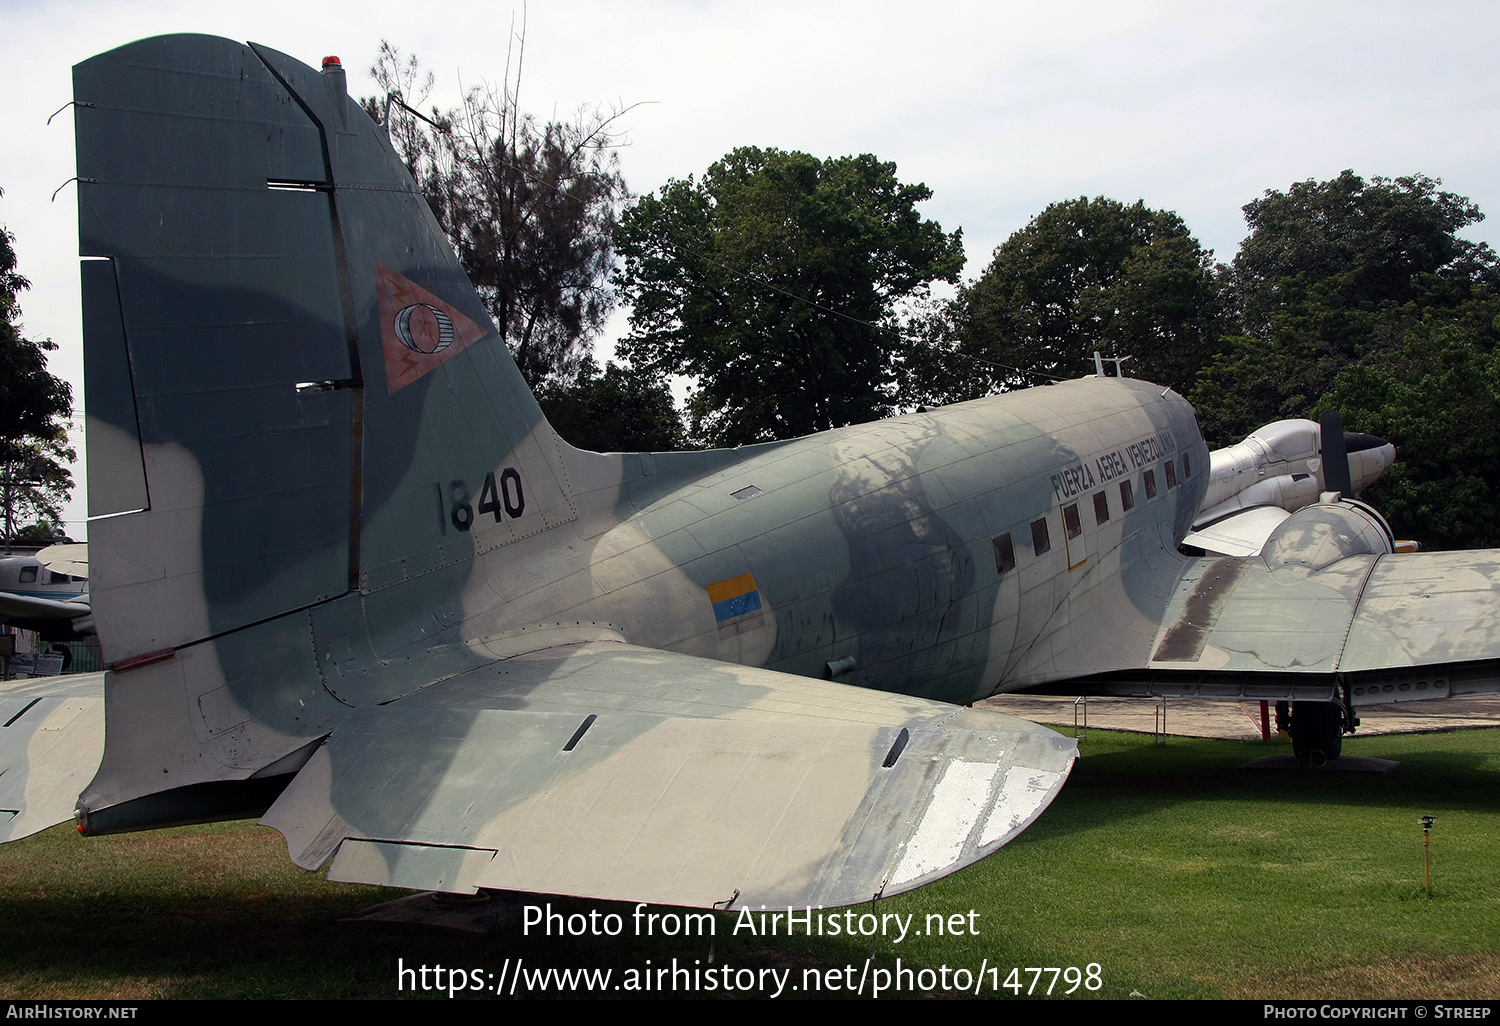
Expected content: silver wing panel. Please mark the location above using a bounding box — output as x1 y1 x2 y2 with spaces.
1182 506 1291 557
1147 552 1500 695
1149 556 1377 672
0 673 105 842
1341 552 1500 672
263 640 1076 908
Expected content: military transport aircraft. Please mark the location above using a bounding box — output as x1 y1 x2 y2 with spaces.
2 34 1497 909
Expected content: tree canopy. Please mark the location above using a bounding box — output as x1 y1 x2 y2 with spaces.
1232 171 1498 335
1192 171 1500 446
535 357 684 453
615 147 965 447
0 225 74 545
365 42 630 390
904 197 1224 406
1319 318 1500 549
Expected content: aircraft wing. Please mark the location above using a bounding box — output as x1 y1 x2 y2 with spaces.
1146 549 1500 702
1182 505 1291 557
0 592 90 624
264 639 1077 909
0 672 105 842
37 544 89 579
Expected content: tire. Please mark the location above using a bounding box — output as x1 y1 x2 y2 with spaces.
1290 702 1343 766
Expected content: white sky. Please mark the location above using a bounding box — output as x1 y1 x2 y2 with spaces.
4 0 1499 539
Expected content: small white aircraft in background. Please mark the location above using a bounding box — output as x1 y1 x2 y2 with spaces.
0 544 92 643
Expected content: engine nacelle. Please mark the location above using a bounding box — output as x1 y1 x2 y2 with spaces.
1195 419 1395 527
1261 500 1395 571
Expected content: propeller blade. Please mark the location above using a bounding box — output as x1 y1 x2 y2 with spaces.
1319 409 1354 498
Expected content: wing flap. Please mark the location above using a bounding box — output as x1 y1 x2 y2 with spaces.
1183 505 1291 557
264 641 1076 907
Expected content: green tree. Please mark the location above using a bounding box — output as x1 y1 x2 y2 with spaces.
905 197 1224 406
1320 319 1500 549
12 520 72 546
366 42 631 390
1232 171 1498 336
616 147 965 446
1192 171 1500 446
535 357 684 452
0 225 74 548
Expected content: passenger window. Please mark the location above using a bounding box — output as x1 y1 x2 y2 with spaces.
1182 452 1192 478
49 571 70 584
1031 517 1051 556
1063 503 1082 540
992 533 1016 575
18 566 36 584
1093 491 1109 525
1165 459 1177 489
1143 469 1157 499
1120 479 1135 511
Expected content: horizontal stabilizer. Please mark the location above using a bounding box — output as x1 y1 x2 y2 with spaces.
0 673 105 842
36 544 88 579
264 641 1076 908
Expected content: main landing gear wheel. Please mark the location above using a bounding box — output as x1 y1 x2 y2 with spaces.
1290 702 1343 767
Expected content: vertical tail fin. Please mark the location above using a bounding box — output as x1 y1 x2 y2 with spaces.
77 35 575 659
74 35 579 824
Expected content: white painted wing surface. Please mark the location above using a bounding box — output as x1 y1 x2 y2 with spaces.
36 544 89 579
0 672 105 841
263 641 1077 908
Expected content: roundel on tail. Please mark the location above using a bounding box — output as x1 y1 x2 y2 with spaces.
395 304 455 354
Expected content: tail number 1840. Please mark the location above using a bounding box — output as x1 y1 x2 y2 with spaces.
444 468 525 533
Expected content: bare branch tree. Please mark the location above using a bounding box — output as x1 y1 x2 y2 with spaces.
364 33 634 389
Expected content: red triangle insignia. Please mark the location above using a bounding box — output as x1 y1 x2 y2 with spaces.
375 261 490 395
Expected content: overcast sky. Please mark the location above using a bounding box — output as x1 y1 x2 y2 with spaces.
4 0 1499 538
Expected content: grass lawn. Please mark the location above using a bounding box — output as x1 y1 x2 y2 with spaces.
0 725 1495 999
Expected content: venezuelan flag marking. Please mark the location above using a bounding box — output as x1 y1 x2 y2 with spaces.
707 572 762 623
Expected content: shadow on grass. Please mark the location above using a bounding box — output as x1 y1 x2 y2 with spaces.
0 726 1495 998
1021 725 1500 842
